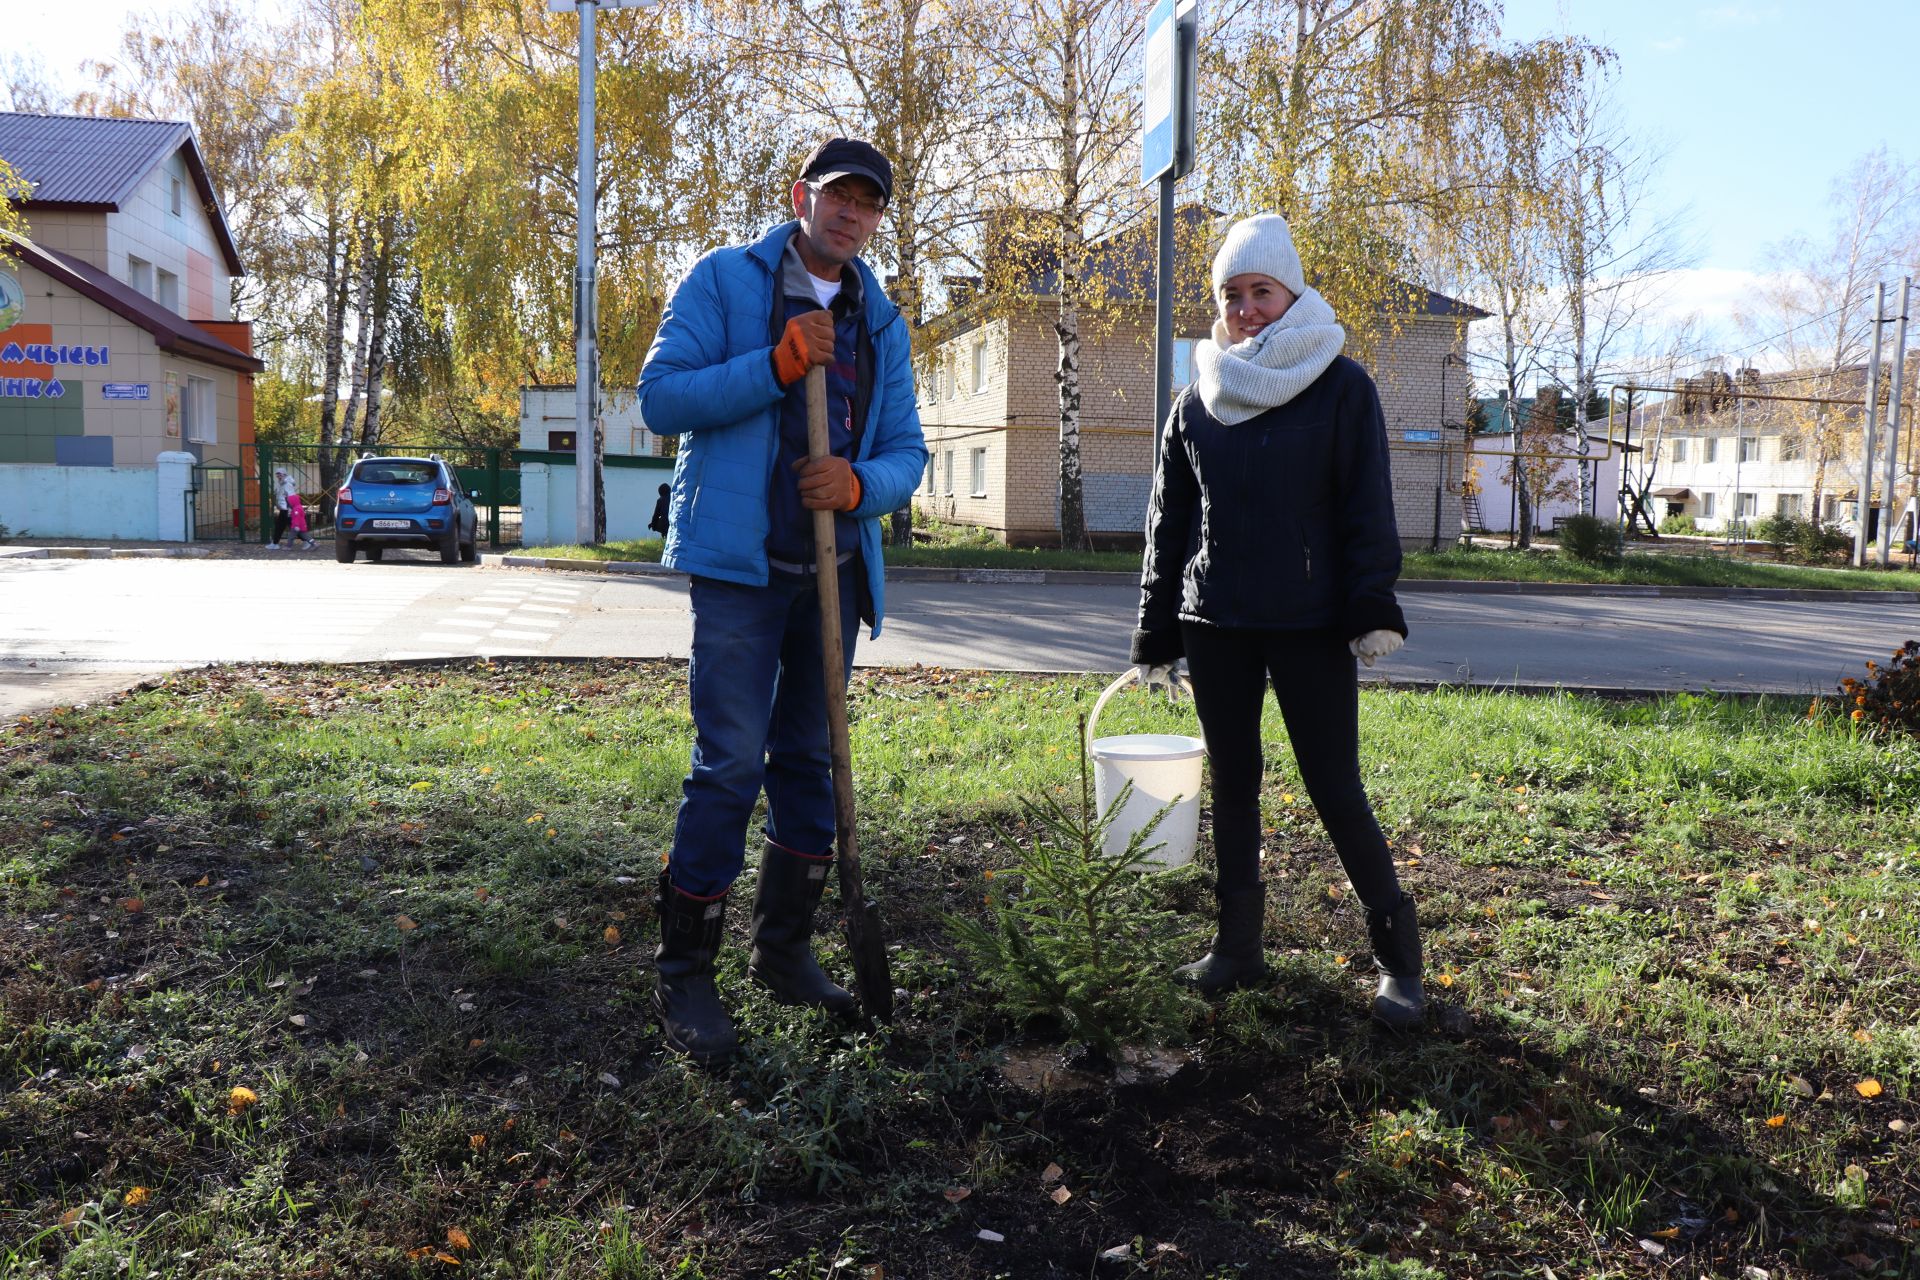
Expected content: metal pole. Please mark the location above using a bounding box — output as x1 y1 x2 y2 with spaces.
1153 174 1175 454
1854 282 1886 567
573 0 598 545
1730 386 1743 554
1877 276 1909 567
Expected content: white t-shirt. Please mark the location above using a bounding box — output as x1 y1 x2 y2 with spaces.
809 274 842 310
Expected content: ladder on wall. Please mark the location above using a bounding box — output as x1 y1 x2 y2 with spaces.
1461 494 1486 533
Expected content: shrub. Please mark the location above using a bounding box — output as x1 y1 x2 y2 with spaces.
1556 513 1624 567
950 722 1200 1057
1839 640 1920 741
1751 513 1801 555
1793 519 1851 563
1658 512 1697 535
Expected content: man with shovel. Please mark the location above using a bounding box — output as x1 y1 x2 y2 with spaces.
637 138 927 1066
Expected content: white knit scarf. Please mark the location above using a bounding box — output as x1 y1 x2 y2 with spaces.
1192 286 1345 425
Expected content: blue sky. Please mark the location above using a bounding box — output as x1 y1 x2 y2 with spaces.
1498 1 1920 327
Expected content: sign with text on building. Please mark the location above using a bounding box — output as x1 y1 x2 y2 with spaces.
1403 429 1441 443
1140 0 1199 187
102 383 151 401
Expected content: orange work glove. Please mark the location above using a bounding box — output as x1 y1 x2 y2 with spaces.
772 311 836 386
794 456 862 511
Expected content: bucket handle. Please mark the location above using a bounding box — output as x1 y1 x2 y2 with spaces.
1086 667 1197 750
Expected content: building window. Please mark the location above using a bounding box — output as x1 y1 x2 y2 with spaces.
156 269 180 313
1737 492 1757 518
1703 437 1719 463
170 174 184 216
923 456 936 492
1823 495 1839 522
128 255 154 298
1172 338 1196 388
182 375 216 444
1702 492 1716 519
1776 492 1804 517
1738 436 1760 463
1779 434 1803 461
942 449 955 495
1671 437 1688 463
971 338 988 394
969 447 987 497
947 362 958 400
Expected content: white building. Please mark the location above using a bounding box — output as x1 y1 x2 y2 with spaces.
515 385 673 546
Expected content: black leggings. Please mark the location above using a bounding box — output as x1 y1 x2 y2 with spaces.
1181 622 1402 911
272 511 293 542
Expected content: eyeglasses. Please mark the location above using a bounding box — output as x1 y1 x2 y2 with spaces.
807 182 886 217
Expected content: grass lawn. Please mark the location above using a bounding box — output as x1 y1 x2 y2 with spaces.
4 664 1919 1277
516 537 1920 592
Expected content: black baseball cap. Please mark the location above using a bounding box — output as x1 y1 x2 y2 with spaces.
799 137 892 204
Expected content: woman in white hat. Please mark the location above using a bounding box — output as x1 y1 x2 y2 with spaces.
1131 213 1423 1029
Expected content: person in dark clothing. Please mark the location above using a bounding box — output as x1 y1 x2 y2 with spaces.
636 138 927 1066
648 483 671 538
1131 213 1424 1030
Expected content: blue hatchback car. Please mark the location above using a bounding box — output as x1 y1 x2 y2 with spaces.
334 455 478 564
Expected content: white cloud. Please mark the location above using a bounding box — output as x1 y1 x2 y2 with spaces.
1697 4 1780 28
1653 36 1688 53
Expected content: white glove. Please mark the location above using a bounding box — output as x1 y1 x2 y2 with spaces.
1349 629 1404 668
1133 663 1184 700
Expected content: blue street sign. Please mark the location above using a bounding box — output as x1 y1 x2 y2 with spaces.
102 383 151 401
1403 429 1441 442
1140 0 1176 186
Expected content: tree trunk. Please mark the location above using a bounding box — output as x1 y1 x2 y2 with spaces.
1053 4 1091 553
316 213 352 523
339 219 374 449
358 223 394 449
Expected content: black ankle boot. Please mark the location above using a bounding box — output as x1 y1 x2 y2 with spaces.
653 872 739 1066
1174 882 1269 994
747 840 857 1018
1367 895 1426 1031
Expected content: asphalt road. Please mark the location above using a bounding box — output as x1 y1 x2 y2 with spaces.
1 553 1912 718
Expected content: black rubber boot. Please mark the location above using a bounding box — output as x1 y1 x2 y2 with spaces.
747 840 857 1018
1367 895 1427 1031
652 872 738 1066
1174 882 1269 995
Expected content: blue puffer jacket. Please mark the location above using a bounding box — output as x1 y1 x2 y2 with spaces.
639 222 927 636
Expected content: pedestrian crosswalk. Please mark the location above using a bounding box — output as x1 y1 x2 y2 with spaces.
403 580 584 657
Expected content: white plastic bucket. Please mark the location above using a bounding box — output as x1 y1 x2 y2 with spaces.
1086 672 1206 869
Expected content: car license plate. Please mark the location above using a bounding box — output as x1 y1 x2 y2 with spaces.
370 519 411 529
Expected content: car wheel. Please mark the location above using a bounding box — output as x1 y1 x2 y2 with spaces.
461 536 478 563
364 545 385 562
439 530 461 564
334 537 355 564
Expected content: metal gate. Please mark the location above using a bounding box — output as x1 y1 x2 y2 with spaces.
187 463 244 541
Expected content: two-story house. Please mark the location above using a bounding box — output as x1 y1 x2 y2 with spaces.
0 111 263 539
913 206 1486 550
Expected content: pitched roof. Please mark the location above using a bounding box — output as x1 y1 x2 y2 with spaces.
0 111 244 275
4 232 264 374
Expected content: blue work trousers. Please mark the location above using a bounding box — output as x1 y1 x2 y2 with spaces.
668 564 860 896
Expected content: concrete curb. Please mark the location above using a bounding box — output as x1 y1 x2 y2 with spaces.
0 546 213 560
482 553 1919 603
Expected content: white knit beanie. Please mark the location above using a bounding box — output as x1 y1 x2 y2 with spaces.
1211 213 1306 297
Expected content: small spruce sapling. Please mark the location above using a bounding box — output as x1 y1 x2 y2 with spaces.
951 714 1200 1058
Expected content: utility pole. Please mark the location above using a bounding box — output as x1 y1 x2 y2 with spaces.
1854 283 1887 567
1878 275 1910 567
572 0 599 545
1730 380 1745 554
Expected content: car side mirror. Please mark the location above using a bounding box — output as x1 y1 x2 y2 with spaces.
470 490 481 500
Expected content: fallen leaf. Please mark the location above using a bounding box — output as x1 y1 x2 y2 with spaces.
1856 1078 1884 1099
287 1014 308 1028
1437 973 1455 988
597 1071 621 1087
394 914 418 931
59 1207 83 1226
227 1085 259 1115
446 1226 472 1251
1652 1226 1680 1240
1638 1238 1666 1257
468 1038 486 1049
942 1187 971 1203
1843 1254 1875 1270
123 1186 150 1207
474 887 490 901
410 781 433 792
1783 1074 1815 1098
976 1229 1005 1243
1049 1186 1072 1205
121 897 144 913
432 1251 461 1266
194 875 209 887
1040 1162 1064 1184
1890 1119 1909 1133
469 1134 486 1150
1325 884 1343 900
603 925 621 944
1766 1114 1786 1128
